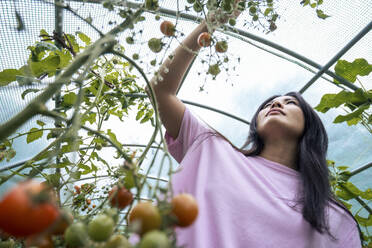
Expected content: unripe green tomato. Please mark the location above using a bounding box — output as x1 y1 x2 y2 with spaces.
155 15 160 20
187 0 195 4
132 53 139 60
126 37 134 44
228 18 236 26
249 6 257 14
88 214 115 242
208 64 221 76
193 1 203 12
148 38 163 53
139 231 170 248
253 15 259 21
64 222 88 248
104 234 131 248
150 59 156 66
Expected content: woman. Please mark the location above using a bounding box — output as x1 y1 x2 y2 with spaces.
148 19 363 247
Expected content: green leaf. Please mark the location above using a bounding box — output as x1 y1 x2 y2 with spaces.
78 163 91 171
0 69 21 86
70 171 81 180
46 173 61 187
336 166 349 171
301 0 310 6
37 120 45 127
55 50 73 68
62 92 77 107
334 58 372 83
334 104 369 125
30 55 60 77
264 8 273 16
136 109 144 121
81 112 97 125
335 188 355 200
21 88 40 99
124 170 135 189
26 128 43 143
316 9 330 19
314 91 350 113
76 31 91 46
107 129 122 149
65 34 80 53
355 214 372 227
360 188 372 200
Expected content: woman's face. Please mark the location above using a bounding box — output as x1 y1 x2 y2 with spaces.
256 96 305 142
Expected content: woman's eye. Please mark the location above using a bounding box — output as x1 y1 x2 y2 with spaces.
287 101 296 105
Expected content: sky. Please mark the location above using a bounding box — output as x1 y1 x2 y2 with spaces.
0 0 371 216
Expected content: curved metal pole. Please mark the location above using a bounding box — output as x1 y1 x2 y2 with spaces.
299 21 372 93
124 93 251 125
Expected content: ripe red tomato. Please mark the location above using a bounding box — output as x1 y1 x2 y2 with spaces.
171 193 198 227
0 180 60 237
128 202 161 235
197 32 212 47
108 185 133 209
160 21 175 36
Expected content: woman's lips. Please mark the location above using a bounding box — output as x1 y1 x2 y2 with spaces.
266 109 285 116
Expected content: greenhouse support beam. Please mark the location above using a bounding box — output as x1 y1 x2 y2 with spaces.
121 93 251 125
346 161 372 178
299 21 372 93
70 0 359 93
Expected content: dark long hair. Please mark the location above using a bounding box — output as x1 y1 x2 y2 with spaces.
238 92 362 239
203 91 363 243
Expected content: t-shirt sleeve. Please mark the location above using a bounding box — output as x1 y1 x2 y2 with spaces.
342 224 362 248
165 107 211 163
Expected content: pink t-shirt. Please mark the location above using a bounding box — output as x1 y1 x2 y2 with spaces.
165 107 361 248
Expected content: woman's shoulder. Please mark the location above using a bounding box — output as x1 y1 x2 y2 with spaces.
328 199 359 230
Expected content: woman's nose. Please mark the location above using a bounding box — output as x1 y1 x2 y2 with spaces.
271 101 282 108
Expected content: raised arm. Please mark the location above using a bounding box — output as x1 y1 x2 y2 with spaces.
148 22 209 139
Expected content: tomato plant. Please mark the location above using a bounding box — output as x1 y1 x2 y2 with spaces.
108 185 133 209
171 194 198 227
160 21 175 36
128 202 161 235
0 180 60 237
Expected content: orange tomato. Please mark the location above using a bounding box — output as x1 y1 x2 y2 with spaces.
128 202 161 235
197 32 212 47
171 193 198 227
160 21 175 36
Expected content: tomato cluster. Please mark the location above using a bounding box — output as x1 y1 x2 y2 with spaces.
0 179 199 247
